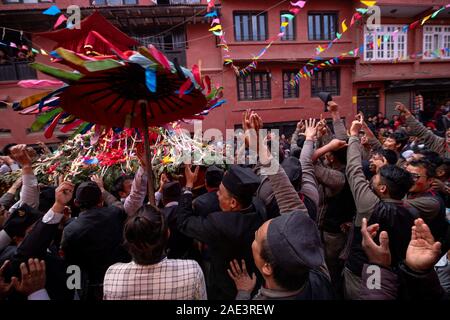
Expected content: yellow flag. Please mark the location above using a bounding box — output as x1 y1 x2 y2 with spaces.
421 14 432 25
361 0 377 6
341 20 348 33
281 21 289 27
208 24 222 32
377 38 382 48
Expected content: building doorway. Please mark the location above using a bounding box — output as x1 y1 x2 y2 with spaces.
357 88 380 118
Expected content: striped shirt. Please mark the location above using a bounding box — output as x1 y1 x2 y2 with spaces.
103 258 207 300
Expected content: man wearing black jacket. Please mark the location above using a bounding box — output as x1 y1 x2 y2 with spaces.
176 164 265 300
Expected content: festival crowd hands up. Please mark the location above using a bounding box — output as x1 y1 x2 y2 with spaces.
0 100 449 301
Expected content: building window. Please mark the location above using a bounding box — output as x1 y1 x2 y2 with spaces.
311 69 340 97
308 12 337 41
3 0 53 3
423 26 450 59
364 25 407 61
283 71 299 99
234 12 268 42
280 12 296 41
93 0 137 5
237 72 271 101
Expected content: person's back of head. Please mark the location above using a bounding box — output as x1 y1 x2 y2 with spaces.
391 131 408 150
75 181 103 211
205 165 224 190
124 204 168 265
255 212 324 292
375 149 398 165
417 149 443 168
379 165 414 200
162 181 181 206
331 146 348 166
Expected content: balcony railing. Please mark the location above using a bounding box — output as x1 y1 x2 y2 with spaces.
0 61 37 82
158 0 201 4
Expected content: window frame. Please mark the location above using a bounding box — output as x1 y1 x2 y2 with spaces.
233 11 268 42
282 70 299 99
2 0 54 3
311 69 340 97
280 11 296 41
237 72 271 101
364 25 408 61
423 25 450 60
91 0 138 5
307 11 338 41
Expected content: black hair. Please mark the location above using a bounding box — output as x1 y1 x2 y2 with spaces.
123 205 168 265
408 159 436 178
111 174 134 199
205 171 223 189
260 238 308 291
379 165 414 200
291 148 301 159
436 158 450 179
373 149 398 165
227 189 253 209
417 149 443 168
389 131 408 150
331 146 348 164
2 143 17 156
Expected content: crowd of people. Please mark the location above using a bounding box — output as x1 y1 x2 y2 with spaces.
0 101 449 300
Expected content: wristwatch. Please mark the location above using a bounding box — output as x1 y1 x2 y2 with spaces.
185 186 193 192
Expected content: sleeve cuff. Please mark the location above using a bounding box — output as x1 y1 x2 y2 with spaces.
42 208 64 224
28 289 50 300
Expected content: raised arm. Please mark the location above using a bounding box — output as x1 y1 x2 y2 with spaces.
327 102 348 141
346 121 380 227
397 102 446 155
294 119 320 211
9 145 39 210
314 164 345 198
123 166 147 216
253 113 307 214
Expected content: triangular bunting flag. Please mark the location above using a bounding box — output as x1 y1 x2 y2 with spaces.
361 0 377 7
290 1 306 8
421 14 432 25
356 8 369 14
431 8 445 19
409 21 420 30
336 32 342 39
53 14 67 29
42 5 61 16
341 20 348 33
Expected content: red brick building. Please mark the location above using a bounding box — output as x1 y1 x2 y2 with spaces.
1 0 449 147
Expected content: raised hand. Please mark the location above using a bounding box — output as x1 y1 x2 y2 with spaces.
361 218 391 268
91 174 105 192
395 102 411 117
350 120 363 137
53 181 74 213
406 218 441 272
0 260 13 299
10 145 33 169
184 164 199 188
227 259 256 293
11 258 46 297
304 118 318 141
327 101 339 113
